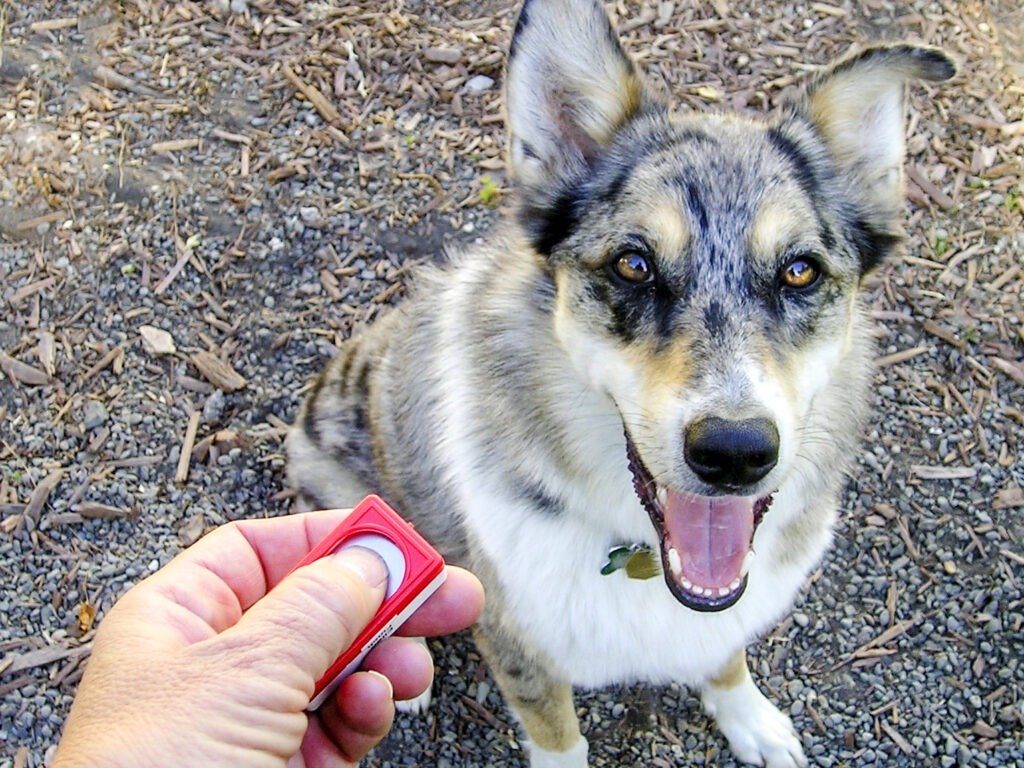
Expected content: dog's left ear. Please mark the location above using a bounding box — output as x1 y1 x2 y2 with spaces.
504 0 650 193
791 45 956 271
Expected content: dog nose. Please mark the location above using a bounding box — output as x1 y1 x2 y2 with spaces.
684 416 779 488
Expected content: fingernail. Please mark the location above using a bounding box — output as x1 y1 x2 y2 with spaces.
366 670 394 700
330 546 389 589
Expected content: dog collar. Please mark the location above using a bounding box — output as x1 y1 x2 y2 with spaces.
601 544 659 579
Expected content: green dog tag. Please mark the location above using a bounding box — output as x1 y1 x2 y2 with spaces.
625 549 660 580
601 545 659 579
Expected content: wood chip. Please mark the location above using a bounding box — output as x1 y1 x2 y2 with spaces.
811 2 847 16
910 465 977 480
2 644 90 675
139 325 177 356
103 455 164 469
906 166 956 209
14 211 63 232
424 47 463 64
176 410 202 484
993 486 1024 510
93 64 161 97
0 353 50 386
178 514 206 547
80 346 124 382
72 502 136 519
37 331 56 376
281 64 342 125
695 85 723 101
29 17 79 32
879 719 914 754
971 720 999 739
151 138 201 153
1001 120 1024 137
876 346 929 367
1000 549 1024 567
10 276 57 304
990 358 1024 388
266 163 303 183
154 240 195 296
989 265 1020 292
24 470 63 531
190 351 247 391
176 373 214 394
211 128 251 145
921 319 965 349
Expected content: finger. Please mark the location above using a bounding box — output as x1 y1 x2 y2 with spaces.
190 510 359 610
361 636 434 701
397 566 484 637
222 547 389 688
294 716 356 768
132 510 358 639
317 671 396 763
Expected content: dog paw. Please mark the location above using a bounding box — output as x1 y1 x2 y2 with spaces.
526 735 589 768
395 685 432 715
394 637 433 715
702 681 807 768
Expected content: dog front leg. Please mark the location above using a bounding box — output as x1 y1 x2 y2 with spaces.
473 626 588 768
700 649 808 768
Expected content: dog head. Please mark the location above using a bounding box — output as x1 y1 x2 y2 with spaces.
505 0 954 611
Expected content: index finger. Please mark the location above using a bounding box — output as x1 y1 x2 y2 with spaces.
138 509 358 638
183 509 361 609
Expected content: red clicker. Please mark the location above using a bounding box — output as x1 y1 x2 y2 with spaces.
288 495 447 711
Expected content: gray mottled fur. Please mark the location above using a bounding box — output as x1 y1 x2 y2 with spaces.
287 0 954 764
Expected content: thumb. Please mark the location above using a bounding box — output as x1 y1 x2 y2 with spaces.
227 547 389 687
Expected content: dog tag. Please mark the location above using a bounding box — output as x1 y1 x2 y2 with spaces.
601 544 659 579
625 549 660 580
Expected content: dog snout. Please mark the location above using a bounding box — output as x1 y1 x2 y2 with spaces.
684 416 779 489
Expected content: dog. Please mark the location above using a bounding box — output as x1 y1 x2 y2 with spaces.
287 0 954 765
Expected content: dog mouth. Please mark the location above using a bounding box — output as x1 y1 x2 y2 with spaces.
625 434 772 612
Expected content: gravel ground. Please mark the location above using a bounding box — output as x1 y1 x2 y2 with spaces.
1 1 1022 767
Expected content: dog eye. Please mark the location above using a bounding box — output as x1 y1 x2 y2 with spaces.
780 256 821 290
612 252 654 284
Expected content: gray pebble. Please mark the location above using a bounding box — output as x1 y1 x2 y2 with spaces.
465 74 495 92
81 400 108 431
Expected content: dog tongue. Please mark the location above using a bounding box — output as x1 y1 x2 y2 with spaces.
663 492 753 588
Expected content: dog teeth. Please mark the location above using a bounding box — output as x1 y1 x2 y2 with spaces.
656 486 668 507
740 550 755 578
667 547 682 577
677 571 744 599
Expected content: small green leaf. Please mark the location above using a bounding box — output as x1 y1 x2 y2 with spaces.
479 175 500 206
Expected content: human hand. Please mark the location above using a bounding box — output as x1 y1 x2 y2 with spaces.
53 509 484 768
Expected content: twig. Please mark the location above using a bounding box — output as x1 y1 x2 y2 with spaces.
876 346 929 367
281 64 342 125
176 411 201 484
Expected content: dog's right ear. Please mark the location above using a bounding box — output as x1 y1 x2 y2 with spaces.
505 0 648 194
